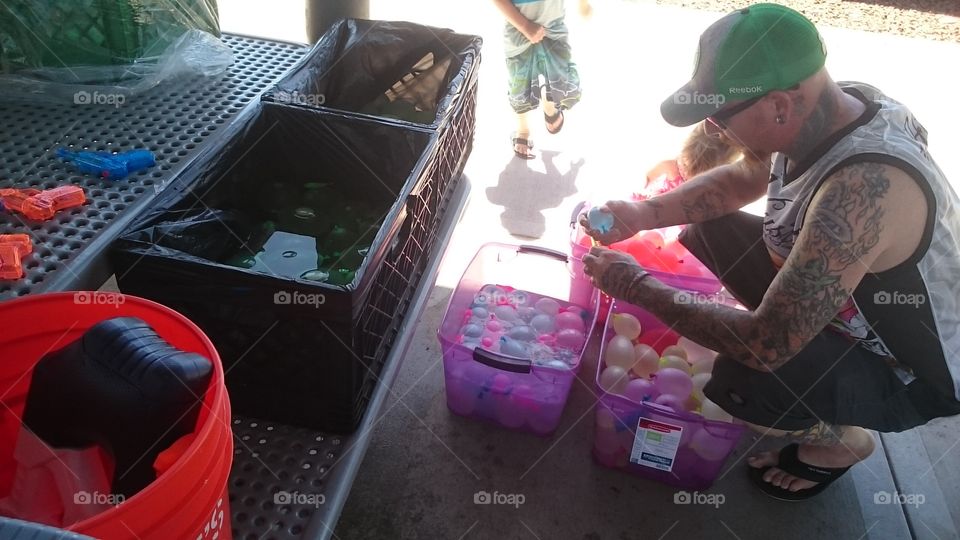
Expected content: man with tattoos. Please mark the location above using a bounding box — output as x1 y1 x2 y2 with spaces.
581 3 960 500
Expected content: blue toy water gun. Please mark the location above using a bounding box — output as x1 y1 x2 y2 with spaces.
56 148 156 179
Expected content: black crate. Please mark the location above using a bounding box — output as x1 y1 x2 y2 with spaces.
262 19 482 134
111 103 451 433
263 18 481 242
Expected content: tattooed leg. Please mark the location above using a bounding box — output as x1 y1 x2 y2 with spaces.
745 422 875 491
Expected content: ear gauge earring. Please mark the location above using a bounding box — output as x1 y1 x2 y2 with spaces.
776 115 786 124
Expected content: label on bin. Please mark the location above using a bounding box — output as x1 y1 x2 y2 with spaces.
631 418 682 472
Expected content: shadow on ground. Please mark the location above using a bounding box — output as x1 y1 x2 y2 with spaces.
486 151 583 239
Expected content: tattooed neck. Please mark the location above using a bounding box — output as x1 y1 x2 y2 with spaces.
786 87 838 165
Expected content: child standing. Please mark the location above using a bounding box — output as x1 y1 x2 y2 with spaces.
492 0 588 159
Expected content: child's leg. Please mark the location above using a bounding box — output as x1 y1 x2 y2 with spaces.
506 48 539 157
539 38 581 133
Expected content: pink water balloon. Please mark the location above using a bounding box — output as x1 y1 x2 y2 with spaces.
623 378 658 403
556 311 586 332
654 368 693 399
556 328 586 351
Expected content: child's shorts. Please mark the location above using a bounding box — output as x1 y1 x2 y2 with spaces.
505 38 581 115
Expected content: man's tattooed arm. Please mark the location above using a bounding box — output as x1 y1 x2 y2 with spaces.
599 162 896 372
635 156 770 229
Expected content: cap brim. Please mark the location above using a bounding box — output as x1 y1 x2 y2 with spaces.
660 81 726 128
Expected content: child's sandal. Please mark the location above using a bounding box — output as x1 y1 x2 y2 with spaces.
545 109 564 134
512 137 535 160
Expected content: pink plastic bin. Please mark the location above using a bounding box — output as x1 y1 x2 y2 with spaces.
592 299 746 490
568 201 723 327
438 243 600 436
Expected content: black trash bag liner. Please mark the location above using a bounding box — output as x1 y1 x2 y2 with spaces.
120 207 267 264
262 18 482 129
113 101 435 320
110 101 443 432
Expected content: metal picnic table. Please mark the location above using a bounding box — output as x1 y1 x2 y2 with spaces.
0 30 470 540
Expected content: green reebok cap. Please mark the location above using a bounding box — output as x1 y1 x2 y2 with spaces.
661 3 827 127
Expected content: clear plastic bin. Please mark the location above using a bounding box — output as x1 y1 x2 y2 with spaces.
593 299 746 490
438 243 599 436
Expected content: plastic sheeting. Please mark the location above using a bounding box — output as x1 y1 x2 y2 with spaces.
0 1 231 103
263 19 482 130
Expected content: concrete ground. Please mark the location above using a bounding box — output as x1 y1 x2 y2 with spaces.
218 1 960 538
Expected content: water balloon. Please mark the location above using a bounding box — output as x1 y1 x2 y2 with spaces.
623 378 658 403
632 343 660 378
677 336 717 364
612 313 642 340
556 311 586 332
507 325 537 342
604 335 637 371
535 297 561 316
599 365 630 394
660 355 692 374
661 344 688 361
530 313 556 333
556 328 586 351
654 368 693 399
691 373 711 401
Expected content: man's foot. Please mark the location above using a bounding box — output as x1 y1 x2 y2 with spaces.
513 135 535 160
748 441 868 492
747 429 875 501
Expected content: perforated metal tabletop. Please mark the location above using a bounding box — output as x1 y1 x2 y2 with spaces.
0 34 308 300
0 33 471 539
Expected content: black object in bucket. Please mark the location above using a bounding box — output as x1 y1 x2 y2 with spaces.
262 19 482 131
110 102 456 432
21 317 212 498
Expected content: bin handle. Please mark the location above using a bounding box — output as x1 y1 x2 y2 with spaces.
569 200 588 228
517 245 568 262
472 347 532 374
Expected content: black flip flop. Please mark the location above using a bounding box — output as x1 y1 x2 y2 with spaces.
512 137 535 160
544 109 564 134
748 443 852 501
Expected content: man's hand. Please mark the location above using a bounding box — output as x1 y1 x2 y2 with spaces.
578 200 654 245
523 22 546 43
581 246 648 299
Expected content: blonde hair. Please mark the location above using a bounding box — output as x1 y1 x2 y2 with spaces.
677 122 742 179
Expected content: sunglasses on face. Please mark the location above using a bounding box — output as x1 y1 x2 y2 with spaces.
706 94 765 130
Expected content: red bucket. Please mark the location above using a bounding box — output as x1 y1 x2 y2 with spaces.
0 292 233 540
